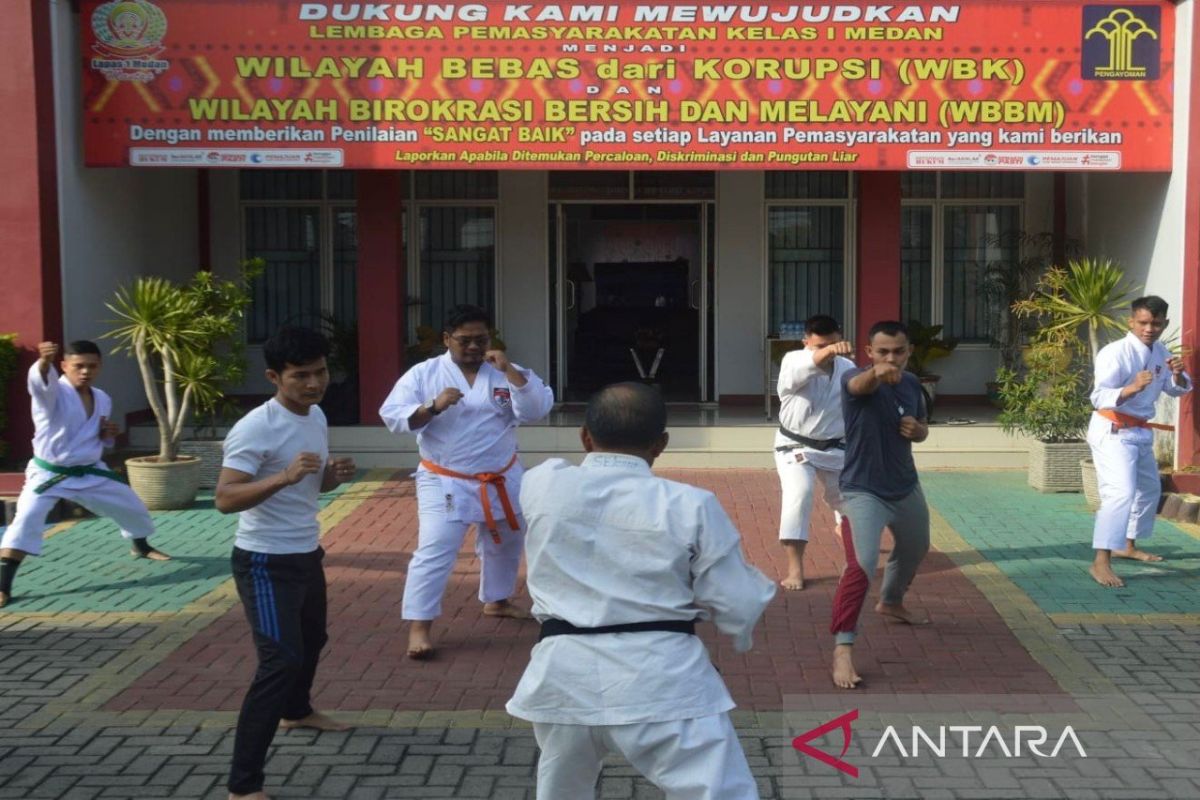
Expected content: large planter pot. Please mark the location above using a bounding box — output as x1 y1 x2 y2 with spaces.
1027 440 1091 493
918 375 940 403
179 440 224 490
1081 457 1100 510
125 455 202 510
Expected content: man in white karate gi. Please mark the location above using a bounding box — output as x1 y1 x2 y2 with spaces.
380 305 554 658
1088 295 1191 588
508 382 775 800
774 314 854 590
1 341 167 608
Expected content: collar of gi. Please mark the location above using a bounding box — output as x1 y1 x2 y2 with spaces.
582 452 653 472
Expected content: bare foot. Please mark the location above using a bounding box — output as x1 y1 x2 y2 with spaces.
1113 548 1163 563
228 792 270 799
780 572 805 591
279 711 349 732
832 645 862 689
483 600 532 619
1090 563 1125 588
407 621 434 660
131 547 172 561
0 592 9 609
875 602 931 625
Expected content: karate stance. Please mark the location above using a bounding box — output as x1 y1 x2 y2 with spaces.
774 315 853 590
380 305 554 659
830 321 931 690
1088 296 1191 588
216 327 356 800
0 341 167 609
508 382 775 800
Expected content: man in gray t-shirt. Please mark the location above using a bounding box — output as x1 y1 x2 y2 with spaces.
830 321 932 691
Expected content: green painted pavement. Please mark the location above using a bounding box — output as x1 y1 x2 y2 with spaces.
0 484 351 614
922 471 1200 616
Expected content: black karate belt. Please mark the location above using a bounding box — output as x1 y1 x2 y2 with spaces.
539 618 697 642
775 426 845 452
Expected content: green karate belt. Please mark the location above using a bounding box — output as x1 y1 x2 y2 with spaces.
31 456 127 495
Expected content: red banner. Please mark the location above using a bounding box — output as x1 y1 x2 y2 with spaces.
81 1 1175 170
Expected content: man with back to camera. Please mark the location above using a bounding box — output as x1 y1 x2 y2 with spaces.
216 326 356 800
830 321 932 690
774 314 854 590
379 304 554 659
1 340 168 609
507 382 776 799
1088 295 1191 588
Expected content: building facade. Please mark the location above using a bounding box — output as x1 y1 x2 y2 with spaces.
3 0 1199 465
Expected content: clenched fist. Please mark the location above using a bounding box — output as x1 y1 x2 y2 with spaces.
37 342 59 365
485 350 512 373
899 415 925 441
823 341 854 357
99 417 120 441
1129 370 1154 393
873 363 904 385
283 452 323 485
433 387 464 413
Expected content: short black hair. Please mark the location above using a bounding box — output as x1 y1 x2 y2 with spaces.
1132 296 1169 318
443 304 491 334
868 320 909 342
805 315 842 337
263 326 330 373
585 382 667 450
64 340 102 358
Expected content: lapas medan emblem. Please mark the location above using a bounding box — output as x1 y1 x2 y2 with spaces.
90 0 169 83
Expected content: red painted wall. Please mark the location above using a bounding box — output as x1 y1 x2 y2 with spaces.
1178 7 1200 468
855 173 903 356
1 1 61 462
355 172 407 423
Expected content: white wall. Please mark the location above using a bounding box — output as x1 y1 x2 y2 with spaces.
715 171 767 397
497 172 550 380
52 1 199 423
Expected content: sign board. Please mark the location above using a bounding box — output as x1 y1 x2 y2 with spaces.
82 1 1175 170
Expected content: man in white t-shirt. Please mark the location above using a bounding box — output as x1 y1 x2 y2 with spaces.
774 315 854 590
216 327 357 800
508 383 775 799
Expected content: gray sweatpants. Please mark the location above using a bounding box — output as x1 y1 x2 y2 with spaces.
830 487 930 645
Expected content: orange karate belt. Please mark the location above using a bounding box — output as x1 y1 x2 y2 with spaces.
1096 408 1175 432
420 454 520 544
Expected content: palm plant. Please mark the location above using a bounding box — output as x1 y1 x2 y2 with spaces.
104 260 262 461
1012 257 1137 360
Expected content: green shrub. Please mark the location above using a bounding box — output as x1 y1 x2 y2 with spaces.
996 343 1092 443
0 334 18 458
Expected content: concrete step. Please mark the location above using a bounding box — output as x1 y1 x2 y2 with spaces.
130 423 1032 471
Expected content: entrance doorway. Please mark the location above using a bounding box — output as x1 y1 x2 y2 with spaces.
552 203 712 402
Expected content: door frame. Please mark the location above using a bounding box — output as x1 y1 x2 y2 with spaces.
551 200 715 403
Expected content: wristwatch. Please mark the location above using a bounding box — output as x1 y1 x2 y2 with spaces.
424 399 442 416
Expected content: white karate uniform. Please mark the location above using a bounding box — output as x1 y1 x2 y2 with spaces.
507 454 776 800
774 348 853 541
379 352 554 620
1088 332 1191 551
1 364 154 556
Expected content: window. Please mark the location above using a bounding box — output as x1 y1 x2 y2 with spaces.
901 173 1024 343
240 171 357 344
410 171 498 335
766 172 851 335
548 171 716 201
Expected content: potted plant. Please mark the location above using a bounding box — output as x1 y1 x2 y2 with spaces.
104 260 262 509
1008 258 1138 496
981 232 1080 405
905 320 959 414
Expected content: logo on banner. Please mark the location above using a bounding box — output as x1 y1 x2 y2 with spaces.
91 0 169 82
493 388 512 409
1082 6 1161 80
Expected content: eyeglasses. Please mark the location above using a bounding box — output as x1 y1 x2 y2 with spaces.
448 334 490 347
